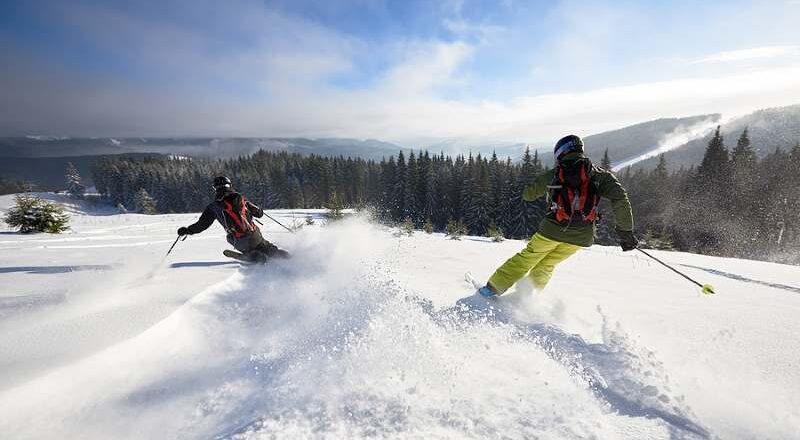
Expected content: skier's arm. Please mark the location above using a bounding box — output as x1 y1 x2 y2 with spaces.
597 172 634 231
522 171 551 202
246 201 264 218
186 206 216 234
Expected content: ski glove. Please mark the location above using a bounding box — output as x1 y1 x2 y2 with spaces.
177 226 190 236
616 229 638 251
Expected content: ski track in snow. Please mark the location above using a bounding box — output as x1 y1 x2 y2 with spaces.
679 264 800 295
429 296 711 439
1 198 799 439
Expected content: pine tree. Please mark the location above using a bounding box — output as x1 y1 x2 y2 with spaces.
497 159 516 236
727 128 761 254
287 176 305 208
696 126 731 191
393 151 407 221
731 128 757 171
326 192 344 220
423 217 434 234
731 128 758 203
516 147 545 238
601 148 612 171
464 156 491 235
681 127 734 254
134 188 158 214
488 152 504 225
487 222 504 242
459 153 475 230
401 217 415 235
4 195 70 233
416 151 432 223
504 168 526 239
403 152 419 224
445 218 467 240
65 162 86 198
380 156 398 220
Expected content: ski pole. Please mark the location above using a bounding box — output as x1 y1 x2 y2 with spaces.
637 248 715 295
166 234 187 257
258 213 295 233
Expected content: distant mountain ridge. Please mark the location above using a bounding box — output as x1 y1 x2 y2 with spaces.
2 104 799 190
636 104 800 170
582 114 721 166
0 137 406 190
0 137 404 160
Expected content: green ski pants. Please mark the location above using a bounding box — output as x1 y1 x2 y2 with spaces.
488 233 582 294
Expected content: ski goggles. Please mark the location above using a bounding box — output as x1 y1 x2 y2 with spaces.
554 139 582 159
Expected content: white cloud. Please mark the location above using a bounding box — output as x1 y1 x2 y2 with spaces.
4 1 800 146
692 45 800 64
286 63 800 144
379 41 473 95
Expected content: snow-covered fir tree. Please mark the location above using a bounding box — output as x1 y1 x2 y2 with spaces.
134 188 157 214
65 162 85 199
4 195 70 233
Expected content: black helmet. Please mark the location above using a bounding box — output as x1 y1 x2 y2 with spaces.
212 176 232 190
554 135 584 161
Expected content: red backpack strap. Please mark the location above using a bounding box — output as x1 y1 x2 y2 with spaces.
238 195 255 233
222 194 254 237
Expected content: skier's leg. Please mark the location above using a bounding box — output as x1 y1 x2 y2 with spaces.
527 242 582 290
245 228 289 261
487 233 561 294
255 240 290 259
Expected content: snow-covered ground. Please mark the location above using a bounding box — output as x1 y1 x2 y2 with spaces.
1 193 799 439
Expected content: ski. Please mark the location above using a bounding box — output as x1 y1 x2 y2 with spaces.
464 271 482 290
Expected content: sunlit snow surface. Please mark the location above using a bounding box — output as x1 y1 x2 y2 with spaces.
1 194 799 439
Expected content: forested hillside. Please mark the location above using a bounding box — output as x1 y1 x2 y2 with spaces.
90 128 800 264
638 105 800 170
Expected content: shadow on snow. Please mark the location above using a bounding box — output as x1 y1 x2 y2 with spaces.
0 265 113 274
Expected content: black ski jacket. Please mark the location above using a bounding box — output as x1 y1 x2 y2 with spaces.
186 192 264 236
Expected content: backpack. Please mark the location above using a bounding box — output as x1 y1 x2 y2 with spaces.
221 192 256 238
546 157 600 225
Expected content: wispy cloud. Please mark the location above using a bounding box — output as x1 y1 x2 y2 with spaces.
2 0 800 146
692 45 800 64
442 18 505 44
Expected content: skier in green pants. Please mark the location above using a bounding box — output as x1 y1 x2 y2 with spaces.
478 135 638 297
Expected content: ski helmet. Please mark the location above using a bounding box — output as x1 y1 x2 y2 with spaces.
554 135 584 161
212 176 232 190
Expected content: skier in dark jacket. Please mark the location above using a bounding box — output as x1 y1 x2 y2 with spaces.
177 176 289 262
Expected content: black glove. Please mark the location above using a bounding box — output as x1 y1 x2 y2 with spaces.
177 226 190 236
616 229 638 251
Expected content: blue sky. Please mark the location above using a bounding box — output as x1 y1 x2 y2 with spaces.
2 0 800 144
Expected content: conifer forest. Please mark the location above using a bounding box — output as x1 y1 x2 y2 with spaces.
90 127 800 265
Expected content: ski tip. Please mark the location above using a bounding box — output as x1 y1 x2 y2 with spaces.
464 271 483 290
701 284 716 295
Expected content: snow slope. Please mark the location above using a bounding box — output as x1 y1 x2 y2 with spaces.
1 195 799 439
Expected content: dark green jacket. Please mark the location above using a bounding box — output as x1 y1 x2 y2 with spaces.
522 152 633 247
